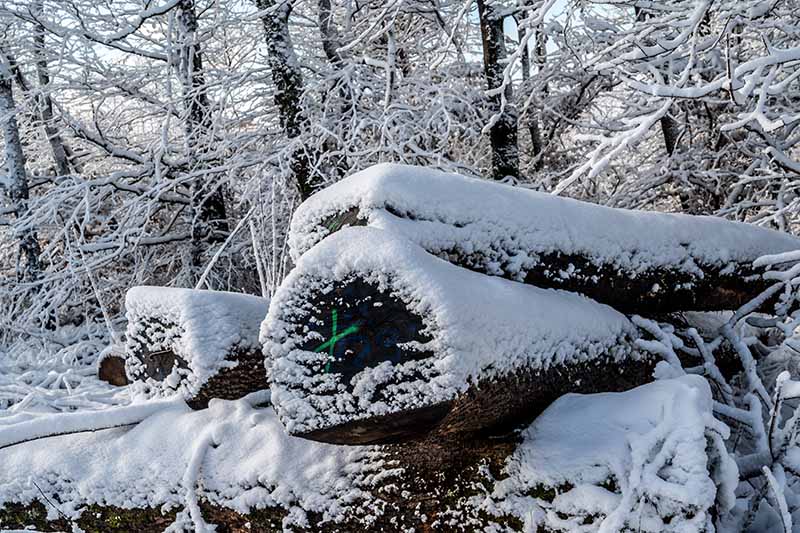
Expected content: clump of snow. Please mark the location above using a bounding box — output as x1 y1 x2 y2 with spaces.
289 163 800 282
262 227 642 435
478 375 738 532
0 395 383 529
125 287 269 401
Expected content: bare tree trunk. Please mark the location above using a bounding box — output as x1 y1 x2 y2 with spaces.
177 0 228 248
519 18 544 171
476 0 519 180
32 1 73 177
255 0 320 200
0 65 41 281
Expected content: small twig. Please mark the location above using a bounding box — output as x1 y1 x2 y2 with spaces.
32 480 71 524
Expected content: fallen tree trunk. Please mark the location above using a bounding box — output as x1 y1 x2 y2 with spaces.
263 227 654 445
125 287 270 409
288 164 800 314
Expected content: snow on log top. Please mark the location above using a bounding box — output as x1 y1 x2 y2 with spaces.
262 227 642 436
125 287 269 398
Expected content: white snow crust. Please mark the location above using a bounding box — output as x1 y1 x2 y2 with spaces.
289 163 800 282
125 287 269 400
0 395 381 528
263 227 642 435
479 375 738 532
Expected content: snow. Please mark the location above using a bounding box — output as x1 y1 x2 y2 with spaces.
479 375 738 532
0 323 128 417
263 226 643 435
125 287 269 401
0 394 380 529
289 163 800 284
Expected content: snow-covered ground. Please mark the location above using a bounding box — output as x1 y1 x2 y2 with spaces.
0 376 736 532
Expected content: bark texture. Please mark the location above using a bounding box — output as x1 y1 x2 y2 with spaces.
476 0 519 180
320 208 789 314
0 65 41 281
255 0 321 199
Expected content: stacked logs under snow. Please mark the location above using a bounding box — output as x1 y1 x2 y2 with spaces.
262 227 655 445
124 287 270 409
289 163 800 314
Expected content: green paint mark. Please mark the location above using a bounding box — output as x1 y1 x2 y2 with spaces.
326 216 343 233
314 309 359 372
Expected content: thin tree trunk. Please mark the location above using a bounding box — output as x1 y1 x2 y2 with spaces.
519 19 544 170
476 0 519 180
635 6 681 157
0 65 41 281
255 0 320 200
32 1 72 177
177 0 228 248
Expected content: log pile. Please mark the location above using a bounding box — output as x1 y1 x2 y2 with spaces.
261 164 800 446
288 163 800 313
124 286 270 409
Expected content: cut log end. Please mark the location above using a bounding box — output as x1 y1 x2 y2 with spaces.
297 277 435 392
98 355 129 387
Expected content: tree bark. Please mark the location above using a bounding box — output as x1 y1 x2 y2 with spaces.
31 1 73 177
519 12 545 171
635 6 682 157
0 64 41 281
178 0 228 247
476 0 519 180
255 0 320 200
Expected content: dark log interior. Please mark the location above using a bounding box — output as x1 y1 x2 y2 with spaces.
297 277 434 391
98 355 129 387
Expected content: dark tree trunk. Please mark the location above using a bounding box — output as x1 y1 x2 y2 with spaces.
635 6 682 157
255 0 321 200
178 0 228 247
519 12 545 171
0 67 41 282
476 0 519 180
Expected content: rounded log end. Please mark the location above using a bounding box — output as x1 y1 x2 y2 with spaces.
98 355 129 387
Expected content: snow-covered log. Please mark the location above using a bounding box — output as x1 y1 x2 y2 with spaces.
125 287 270 409
262 227 653 445
481 375 738 532
289 164 800 313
